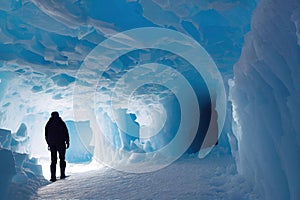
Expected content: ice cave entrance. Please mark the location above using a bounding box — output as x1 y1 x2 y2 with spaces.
1 39 227 176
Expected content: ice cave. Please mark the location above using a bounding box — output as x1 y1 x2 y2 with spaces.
0 0 299 199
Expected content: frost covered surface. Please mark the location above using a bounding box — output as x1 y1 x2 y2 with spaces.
230 0 300 199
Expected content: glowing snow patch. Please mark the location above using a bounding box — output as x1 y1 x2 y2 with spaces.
39 158 103 179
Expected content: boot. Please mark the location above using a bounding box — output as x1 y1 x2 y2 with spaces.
60 167 66 179
50 164 56 182
60 161 66 179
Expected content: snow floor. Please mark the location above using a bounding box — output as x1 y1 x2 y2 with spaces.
31 149 260 200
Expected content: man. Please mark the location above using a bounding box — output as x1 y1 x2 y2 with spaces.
45 111 70 182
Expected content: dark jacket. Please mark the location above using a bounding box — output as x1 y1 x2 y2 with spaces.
45 116 69 146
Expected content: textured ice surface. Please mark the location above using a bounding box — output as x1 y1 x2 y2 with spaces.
0 128 47 200
0 128 11 149
0 149 15 200
0 0 259 198
230 0 300 199
65 121 93 163
11 123 30 154
0 0 256 161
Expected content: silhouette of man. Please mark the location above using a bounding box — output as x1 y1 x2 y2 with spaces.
45 111 70 182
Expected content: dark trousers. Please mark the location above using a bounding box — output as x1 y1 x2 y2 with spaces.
50 145 66 178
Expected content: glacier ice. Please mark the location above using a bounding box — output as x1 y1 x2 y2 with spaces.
230 0 300 199
0 0 254 166
11 123 30 154
0 149 15 200
0 128 11 149
1 0 299 199
0 128 46 199
0 0 255 161
71 27 227 172
65 121 93 163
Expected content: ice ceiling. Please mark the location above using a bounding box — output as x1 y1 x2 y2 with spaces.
0 0 256 159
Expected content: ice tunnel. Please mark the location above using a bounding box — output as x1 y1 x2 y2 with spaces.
0 0 299 199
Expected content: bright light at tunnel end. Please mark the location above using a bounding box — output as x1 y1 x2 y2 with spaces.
72 27 227 173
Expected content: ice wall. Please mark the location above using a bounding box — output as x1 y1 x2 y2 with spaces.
65 121 93 163
230 0 300 199
0 128 47 199
0 148 15 200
